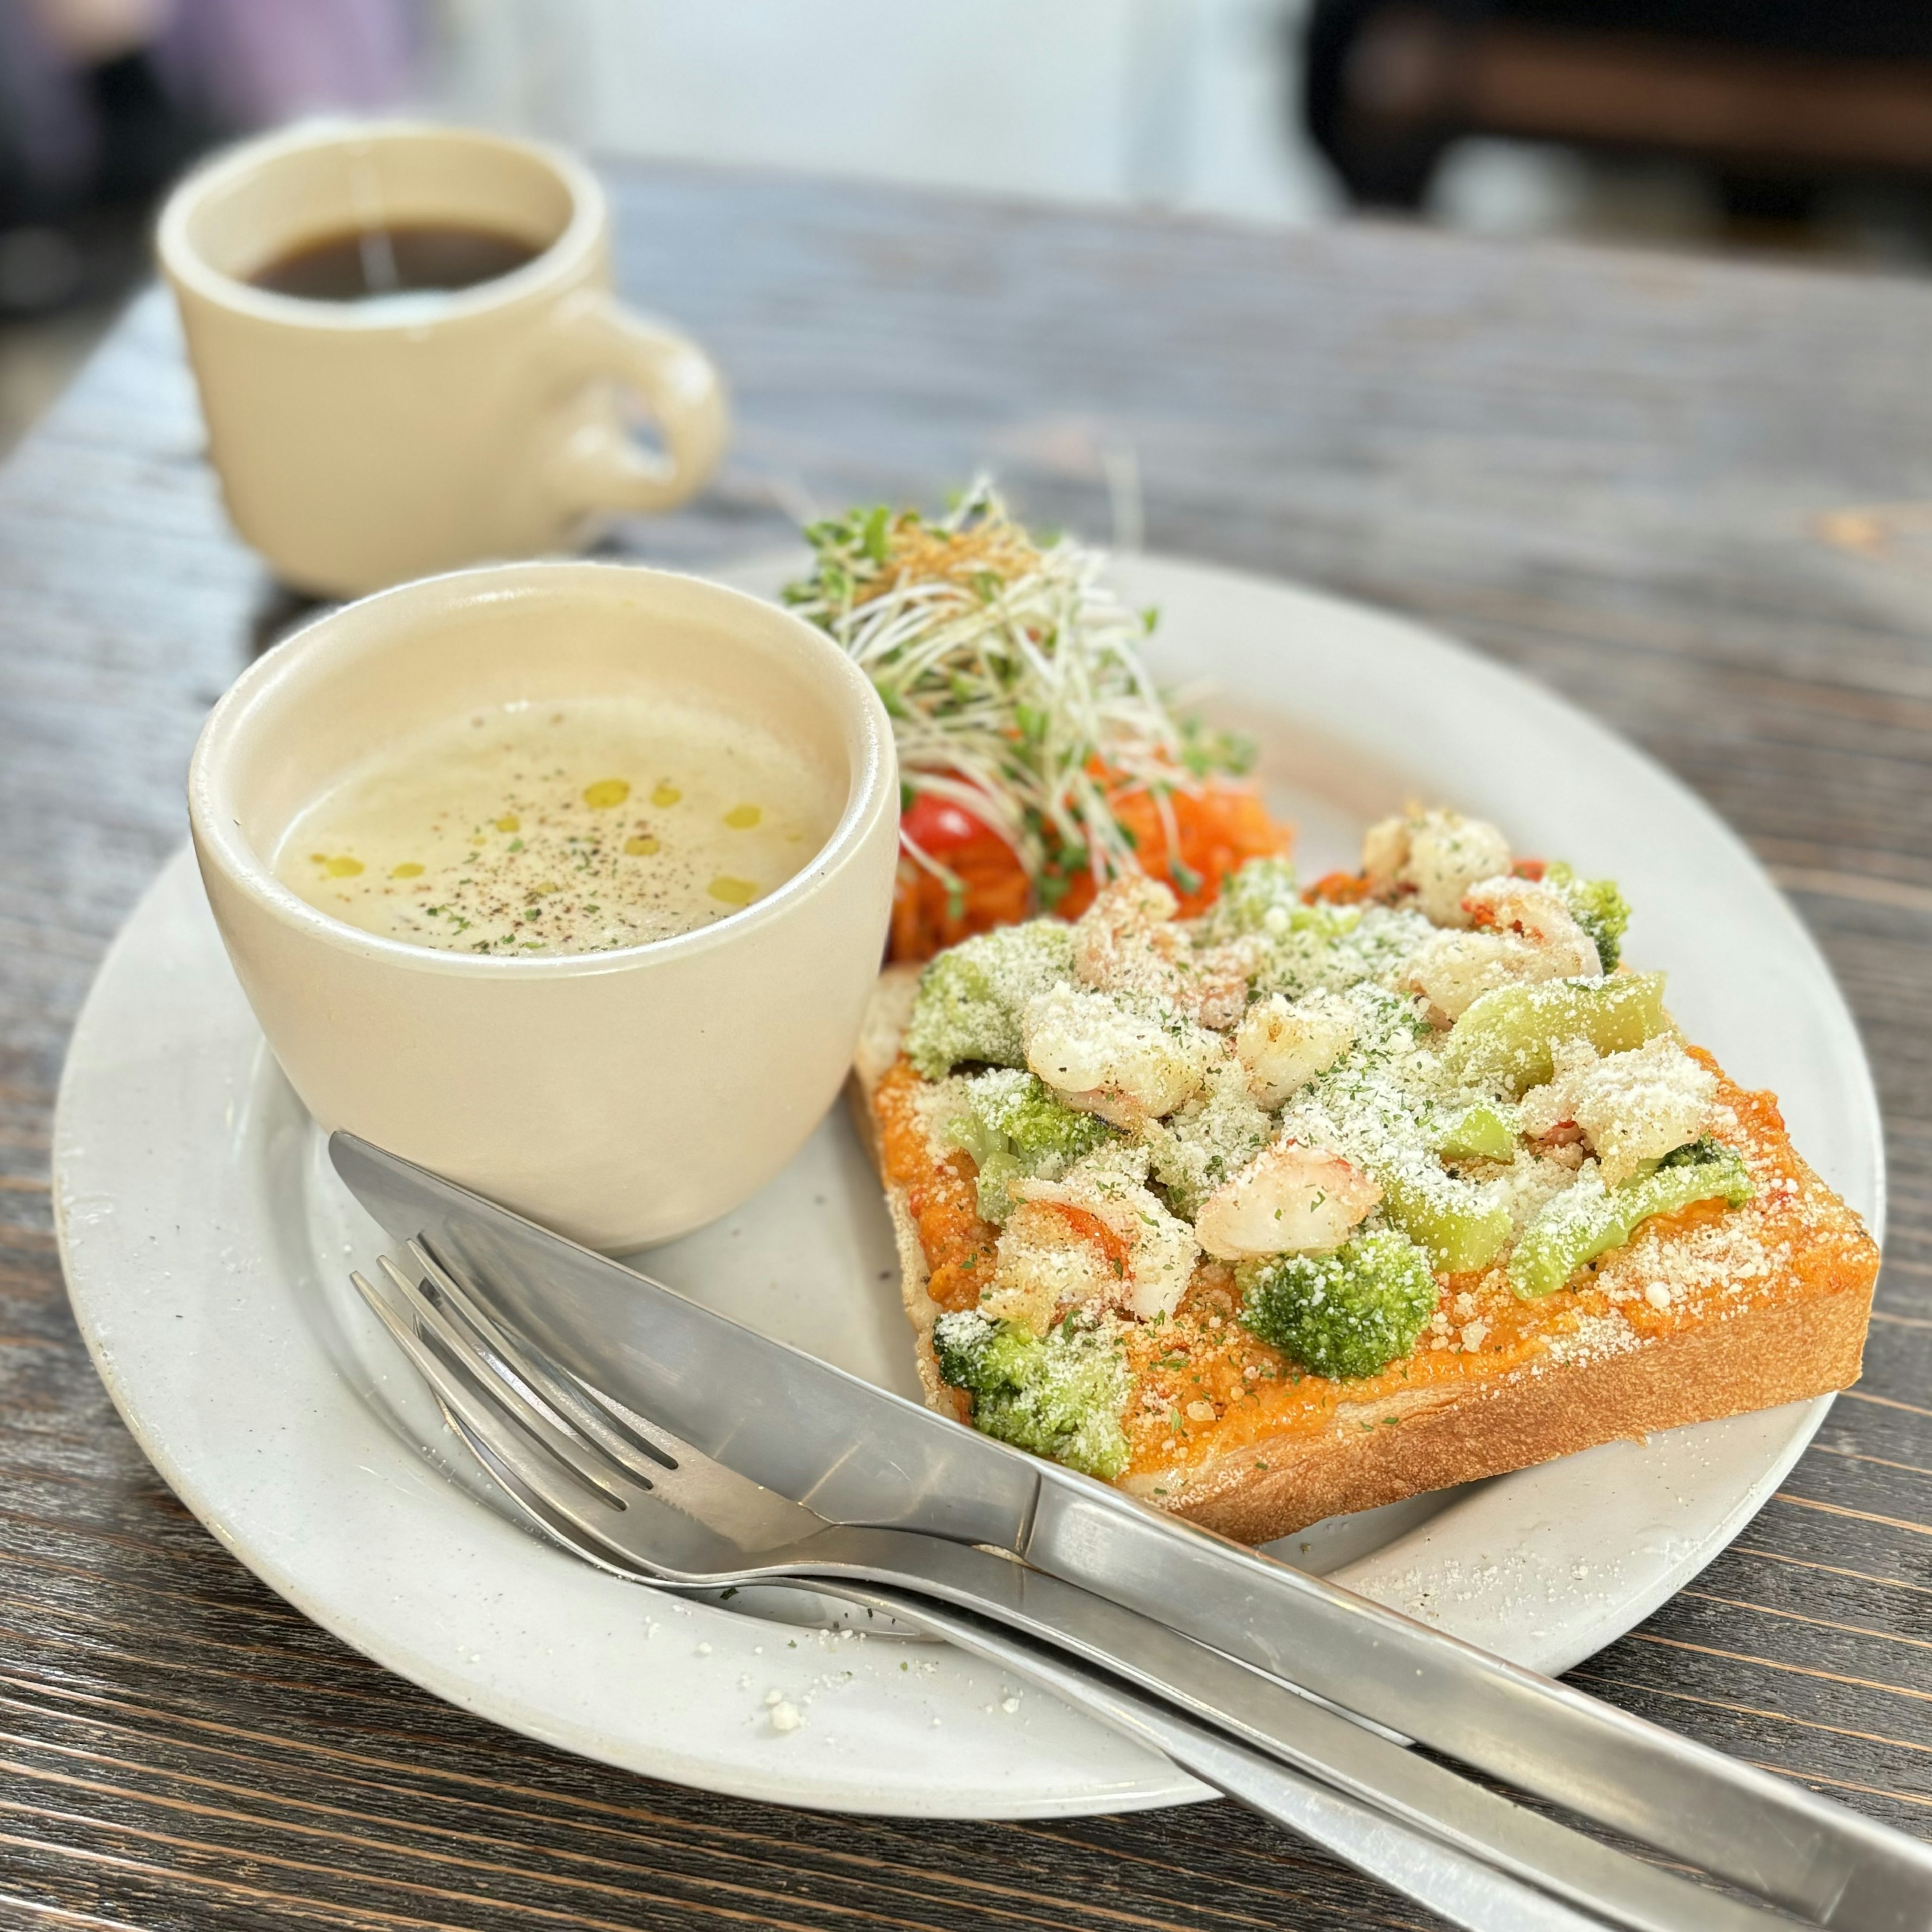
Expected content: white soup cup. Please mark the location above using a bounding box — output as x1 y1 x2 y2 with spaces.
188 562 898 1251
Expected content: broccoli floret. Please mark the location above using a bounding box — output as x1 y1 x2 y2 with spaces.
1237 1227 1438 1380
970 1068 1110 1163
933 1309 1130 1479
947 1069 1113 1221
1195 857 1302 942
903 920 1076 1078
1194 858 1440 1005
1255 905 1437 1003
1509 1136 1752 1299
1546 862 1632 972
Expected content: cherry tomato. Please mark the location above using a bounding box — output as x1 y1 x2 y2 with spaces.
901 789 1006 857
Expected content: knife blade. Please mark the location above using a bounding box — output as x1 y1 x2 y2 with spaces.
330 1128 1932 1930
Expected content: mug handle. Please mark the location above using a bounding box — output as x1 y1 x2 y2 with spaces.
542 288 730 514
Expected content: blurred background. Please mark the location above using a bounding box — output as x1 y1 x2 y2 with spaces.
6 0 1932 454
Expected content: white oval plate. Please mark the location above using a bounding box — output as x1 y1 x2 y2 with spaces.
54 552 1884 1819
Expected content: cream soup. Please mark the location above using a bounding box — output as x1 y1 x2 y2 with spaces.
275 697 840 954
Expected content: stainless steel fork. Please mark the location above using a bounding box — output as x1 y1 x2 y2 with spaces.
351 1240 1801 1932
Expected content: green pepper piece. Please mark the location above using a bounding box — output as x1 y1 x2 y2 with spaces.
1508 1138 1753 1299
1375 1164 1515 1274
1435 1101 1519 1164
1443 973 1669 1098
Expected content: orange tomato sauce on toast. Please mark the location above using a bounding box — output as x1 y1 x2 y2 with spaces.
874 1050 1876 1485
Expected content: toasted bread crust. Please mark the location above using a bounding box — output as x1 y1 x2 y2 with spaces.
1128 1270 1870 1541
851 969 1879 1544
847 966 960 1414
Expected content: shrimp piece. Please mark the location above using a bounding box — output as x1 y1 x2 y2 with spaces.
1403 876 1601 1022
1072 876 1257 1030
1462 876 1601 976
1194 1140 1382 1260
980 1200 1124 1333
1012 1149 1200 1320
1024 982 1220 1126
1179 939 1264 1031
1234 990 1356 1108
1403 929 1519 1022
1363 808 1513 927
1519 1035 1715 1186
1073 876 1183 985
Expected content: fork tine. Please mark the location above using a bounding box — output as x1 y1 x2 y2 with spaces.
351 1265 628 1532
362 1259 637 1519
379 1253 637 1499
439 1403 665 1581
399 1244 825 1557
408 1236 677 1479
353 1265 746 1582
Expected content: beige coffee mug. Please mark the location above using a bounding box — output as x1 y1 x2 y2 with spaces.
158 121 729 597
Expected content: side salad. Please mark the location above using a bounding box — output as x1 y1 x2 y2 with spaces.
784 481 1290 961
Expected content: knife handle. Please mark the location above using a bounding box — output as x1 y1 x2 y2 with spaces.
1025 1482 1930 1930
798 1524 1787 1932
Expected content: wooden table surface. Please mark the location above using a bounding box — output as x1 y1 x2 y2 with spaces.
4 160 1931 1931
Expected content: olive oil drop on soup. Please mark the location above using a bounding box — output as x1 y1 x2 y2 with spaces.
275 698 840 954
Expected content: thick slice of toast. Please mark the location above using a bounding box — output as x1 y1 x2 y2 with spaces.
851 964 1878 1545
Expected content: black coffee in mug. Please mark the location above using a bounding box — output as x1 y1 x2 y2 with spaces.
249 223 542 301
160 120 725 593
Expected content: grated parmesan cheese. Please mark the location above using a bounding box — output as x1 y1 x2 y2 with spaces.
1023 980 1222 1125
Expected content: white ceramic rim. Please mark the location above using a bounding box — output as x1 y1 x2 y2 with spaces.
185 559 897 981
155 118 607 330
